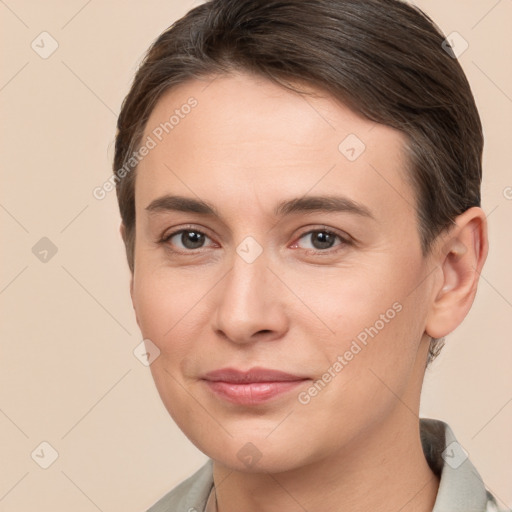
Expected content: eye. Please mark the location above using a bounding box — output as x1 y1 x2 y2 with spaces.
160 228 215 252
294 228 349 253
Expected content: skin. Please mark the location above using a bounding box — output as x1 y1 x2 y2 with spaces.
122 72 488 512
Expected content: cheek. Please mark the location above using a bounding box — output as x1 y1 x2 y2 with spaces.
132 269 203 359
132 275 170 340
293 263 404 340
302 260 425 388
132 271 205 428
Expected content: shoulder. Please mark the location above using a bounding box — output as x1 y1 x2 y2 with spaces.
146 460 214 512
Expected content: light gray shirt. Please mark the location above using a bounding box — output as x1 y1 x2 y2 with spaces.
147 418 505 512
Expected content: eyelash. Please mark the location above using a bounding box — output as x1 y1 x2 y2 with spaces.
158 225 351 256
291 227 351 255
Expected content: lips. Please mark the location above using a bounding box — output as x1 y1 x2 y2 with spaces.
202 367 309 405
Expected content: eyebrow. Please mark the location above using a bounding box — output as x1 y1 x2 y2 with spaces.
274 195 373 219
146 195 219 216
145 194 374 219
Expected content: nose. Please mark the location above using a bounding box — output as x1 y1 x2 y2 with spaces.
212 249 289 345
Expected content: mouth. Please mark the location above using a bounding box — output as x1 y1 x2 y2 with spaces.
201 367 310 405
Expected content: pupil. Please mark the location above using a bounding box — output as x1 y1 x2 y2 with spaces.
182 231 204 249
312 231 334 250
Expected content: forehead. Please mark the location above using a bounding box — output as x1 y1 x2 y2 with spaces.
135 72 416 229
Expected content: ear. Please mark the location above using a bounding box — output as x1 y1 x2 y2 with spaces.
425 207 489 339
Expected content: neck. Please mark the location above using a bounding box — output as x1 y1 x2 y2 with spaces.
212 341 439 512
213 414 439 512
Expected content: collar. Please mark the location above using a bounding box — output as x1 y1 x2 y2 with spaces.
421 418 499 511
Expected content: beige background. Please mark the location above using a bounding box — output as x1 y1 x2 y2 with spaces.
0 0 511 510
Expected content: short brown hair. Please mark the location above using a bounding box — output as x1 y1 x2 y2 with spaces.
114 0 483 365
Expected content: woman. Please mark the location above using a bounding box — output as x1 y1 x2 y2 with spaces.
113 1 503 510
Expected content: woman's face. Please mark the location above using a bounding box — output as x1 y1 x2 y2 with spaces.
130 72 435 472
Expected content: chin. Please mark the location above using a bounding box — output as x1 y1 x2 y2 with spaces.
189 429 317 474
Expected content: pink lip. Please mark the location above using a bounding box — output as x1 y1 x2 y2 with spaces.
202 367 309 405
